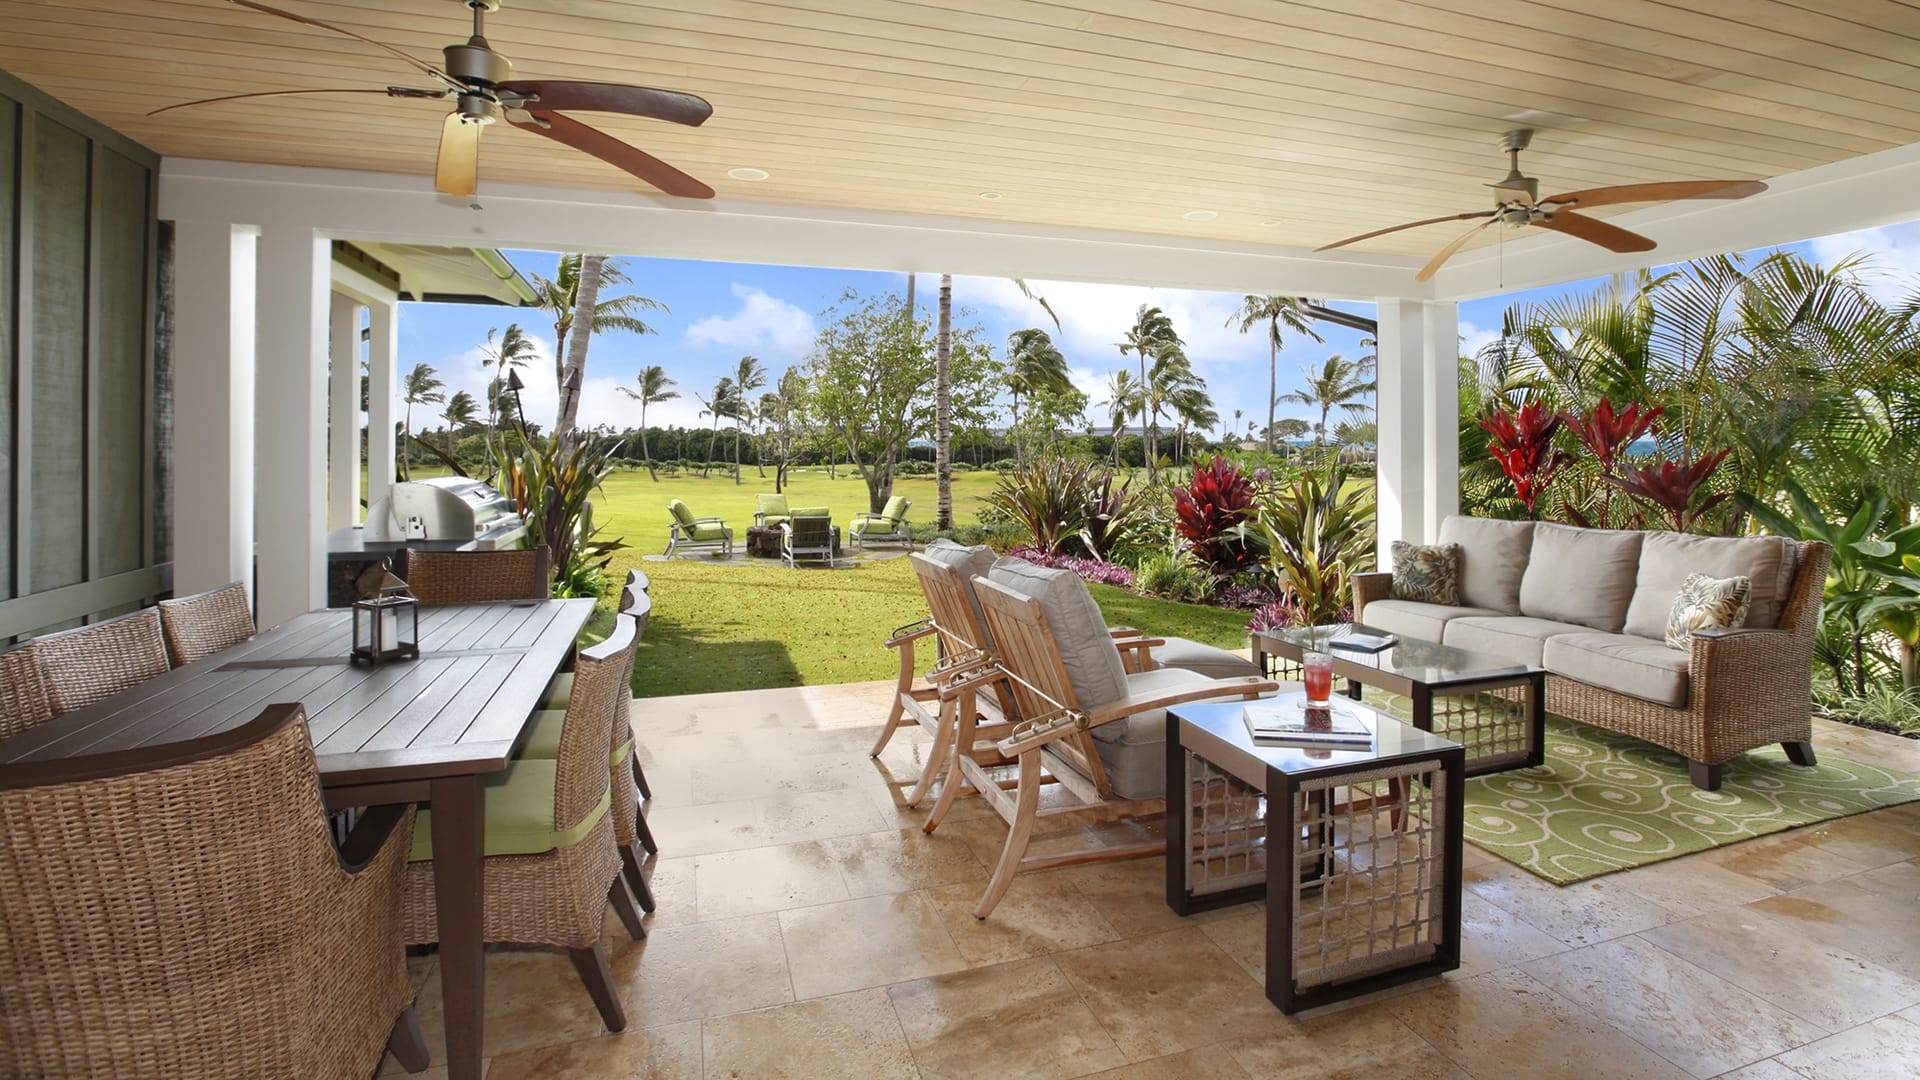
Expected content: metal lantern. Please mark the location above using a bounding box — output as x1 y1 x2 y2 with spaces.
351 563 420 664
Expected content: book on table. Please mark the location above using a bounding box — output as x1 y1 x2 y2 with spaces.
1243 700 1374 746
1329 629 1397 653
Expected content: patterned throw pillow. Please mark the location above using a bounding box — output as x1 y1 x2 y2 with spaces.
1390 541 1461 606
1666 572 1752 650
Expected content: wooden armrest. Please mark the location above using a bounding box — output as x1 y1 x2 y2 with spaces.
886 622 938 649
1106 626 1140 638
1114 636 1166 650
1084 677 1279 727
1690 627 1789 641
335 803 410 874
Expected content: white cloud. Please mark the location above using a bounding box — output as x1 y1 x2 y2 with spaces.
682 283 816 361
1806 221 1920 304
1458 320 1500 360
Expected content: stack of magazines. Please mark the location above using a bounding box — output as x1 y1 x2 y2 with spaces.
1243 700 1374 747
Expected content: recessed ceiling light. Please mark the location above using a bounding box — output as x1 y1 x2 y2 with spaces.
727 167 770 182
1261 219 1283 227
1183 209 1218 221
979 191 1003 201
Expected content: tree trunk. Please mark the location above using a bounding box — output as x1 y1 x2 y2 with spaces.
936 274 953 530
1138 351 1151 482
403 404 412 479
641 405 656 480
1265 323 1277 455
556 254 605 439
733 427 742 484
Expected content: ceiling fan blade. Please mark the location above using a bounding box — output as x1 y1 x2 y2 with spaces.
147 86 445 117
227 0 457 88
1532 210 1657 253
507 111 714 199
1541 179 1767 210
1316 210 1495 252
435 113 482 197
1416 217 1499 282
496 81 712 127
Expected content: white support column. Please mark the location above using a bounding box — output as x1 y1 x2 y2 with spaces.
366 298 398 512
1373 299 1460 566
327 292 362 529
253 228 330 628
170 222 256 596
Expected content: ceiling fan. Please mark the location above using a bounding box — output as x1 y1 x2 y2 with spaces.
150 0 715 199
1317 129 1767 281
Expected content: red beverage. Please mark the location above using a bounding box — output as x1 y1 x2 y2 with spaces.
1303 652 1334 706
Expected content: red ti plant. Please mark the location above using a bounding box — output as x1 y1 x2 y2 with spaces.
1559 399 1664 527
1172 456 1258 571
1605 449 1732 533
1480 403 1572 518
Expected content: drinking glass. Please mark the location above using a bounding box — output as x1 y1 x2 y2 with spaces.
1303 650 1334 707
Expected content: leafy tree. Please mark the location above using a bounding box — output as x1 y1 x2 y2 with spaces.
529 254 667 437
1006 327 1073 463
1279 354 1375 446
1102 370 1142 469
479 323 537 466
1228 295 1324 455
1116 305 1183 480
441 390 477 458
617 364 678 480
760 368 812 493
730 355 767 483
400 362 445 478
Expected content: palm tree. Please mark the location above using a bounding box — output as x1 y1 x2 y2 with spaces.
529 254 668 437
1278 354 1376 447
1102 369 1142 469
1228 295 1324 456
1117 305 1183 480
400 362 445 479
936 274 954 529
731 355 767 483
1146 347 1209 466
479 323 536 463
441 390 477 459
617 364 679 480
1231 408 1243 445
1006 327 1072 463
695 377 737 477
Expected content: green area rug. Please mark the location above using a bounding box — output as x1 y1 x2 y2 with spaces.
1460 716 1920 885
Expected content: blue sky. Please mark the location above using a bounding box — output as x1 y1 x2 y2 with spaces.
396 218 1920 437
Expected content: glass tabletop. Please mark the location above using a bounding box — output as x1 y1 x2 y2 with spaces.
1256 623 1542 688
1171 693 1461 777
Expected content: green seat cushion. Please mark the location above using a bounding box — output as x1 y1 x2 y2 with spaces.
759 515 791 527
540 672 574 710
756 493 790 518
668 499 695 526
518 707 634 768
408 758 610 860
852 517 899 535
689 523 730 541
881 496 909 521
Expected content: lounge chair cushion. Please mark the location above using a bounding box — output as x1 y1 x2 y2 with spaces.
515 706 634 766
881 496 909 522
1543 632 1690 708
1622 531 1797 638
1438 516 1534 612
790 505 829 517
688 523 730 541
1518 523 1644 632
409 757 610 860
668 499 695 526
1361 600 1507 643
1442 615 1593 667
1087 667 1219 799
921 540 998 648
987 557 1129 710
756 494 789 520
1150 637 1261 680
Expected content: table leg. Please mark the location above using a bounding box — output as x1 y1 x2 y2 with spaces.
1526 672 1547 769
430 775 486 1080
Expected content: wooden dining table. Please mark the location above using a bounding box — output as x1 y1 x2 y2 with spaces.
0 598 596 1080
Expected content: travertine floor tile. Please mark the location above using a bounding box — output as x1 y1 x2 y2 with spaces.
1793 811 1920 870
702 987 918 1079
1084 1042 1252 1079
780 891 967 999
1463 860 1680 947
608 912 794 1025
827 827 988 898
1388 968 1690 1080
925 870 1124 967
1520 936 1826 1077
1054 855 1249 938
887 957 1127 1079
1774 1013 1920 1079
1227 1007 1468 1080
1750 877 1920 981
484 1020 701 1080
1052 926 1291 1061
411 948 621 1061
1455 890 1569 977
1699 830 1876 892
641 797 764 857
755 787 891 846
692 841 850 920
1710 1060 1802 1080
1611 854 1779 919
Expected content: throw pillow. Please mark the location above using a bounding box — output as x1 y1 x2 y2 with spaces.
1390 541 1461 606
1666 572 1752 650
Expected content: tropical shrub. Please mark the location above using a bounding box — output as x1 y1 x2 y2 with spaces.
1135 545 1213 603
1172 456 1259 572
1006 545 1135 587
1079 470 1152 562
494 425 627 598
1479 402 1570 518
984 457 1092 554
1258 460 1374 627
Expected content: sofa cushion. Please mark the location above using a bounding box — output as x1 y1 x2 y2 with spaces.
1623 531 1796 638
1518 523 1644 632
1390 541 1461 605
987 557 1129 710
1151 636 1261 680
920 539 999 648
1438 516 1534 612
1443 615 1594 667
1666 572 1752 650
1087 667 1218 800
1544 632 1690 708
1362 599 1507 643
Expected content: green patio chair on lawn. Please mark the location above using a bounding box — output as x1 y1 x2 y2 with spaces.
665 499 733 557
755 493 831 528
852 496 913 549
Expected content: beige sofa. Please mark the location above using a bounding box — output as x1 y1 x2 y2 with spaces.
1354 516 1832 790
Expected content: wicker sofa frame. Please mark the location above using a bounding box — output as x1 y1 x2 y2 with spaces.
1354 538 1832 790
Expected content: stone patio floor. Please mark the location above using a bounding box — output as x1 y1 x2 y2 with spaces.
385 679 1920 1080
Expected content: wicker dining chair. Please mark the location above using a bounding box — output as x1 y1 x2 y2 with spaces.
31 608 172 716
401 614 641 1034
0 703 425 1079
0 643 54 741
402 546 552 606
157 580 256 666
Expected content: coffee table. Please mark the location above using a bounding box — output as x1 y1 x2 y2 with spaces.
1165 694 1465 1013
1251 625 1546 777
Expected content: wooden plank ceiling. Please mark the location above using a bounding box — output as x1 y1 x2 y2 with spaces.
3 0 1919 257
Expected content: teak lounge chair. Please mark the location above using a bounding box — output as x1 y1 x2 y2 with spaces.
665 499 733 557
852 496 913 549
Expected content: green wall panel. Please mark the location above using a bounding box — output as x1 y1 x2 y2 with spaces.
93 148 148 577
27 116 88 594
